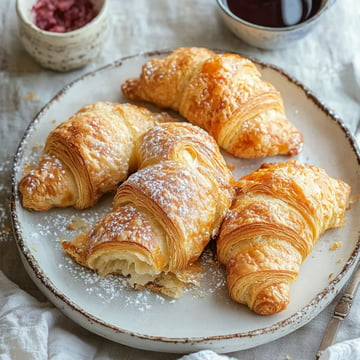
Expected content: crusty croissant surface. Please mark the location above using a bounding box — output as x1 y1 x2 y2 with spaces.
19 102 172 210
121 47 303 158
217 160 351 315
62 122 235 298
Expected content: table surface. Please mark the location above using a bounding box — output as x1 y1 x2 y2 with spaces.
1 0 360 359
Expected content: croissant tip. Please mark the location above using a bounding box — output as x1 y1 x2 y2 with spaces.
287 141 304 157
252 284 290 315
252 300 288 316
121 78 141 101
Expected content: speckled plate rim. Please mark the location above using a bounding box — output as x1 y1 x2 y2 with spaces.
10 49 360 353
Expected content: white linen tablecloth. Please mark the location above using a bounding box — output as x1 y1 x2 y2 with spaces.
1 0 360 359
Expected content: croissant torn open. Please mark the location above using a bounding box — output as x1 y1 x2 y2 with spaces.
62 122 234 298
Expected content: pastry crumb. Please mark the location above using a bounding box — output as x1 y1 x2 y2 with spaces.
328 272 334 279
349 194 360 207
67 217 89 232
32 143 41 151
337 258 343 264
24 91 40 101
2 226 11 233
226 162 235 171
210 258 220 267
330 241 342 251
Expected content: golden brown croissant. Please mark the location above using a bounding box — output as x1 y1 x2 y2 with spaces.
62 122 235 298
217 160 351 315
121 47 303 158
19 102 172 211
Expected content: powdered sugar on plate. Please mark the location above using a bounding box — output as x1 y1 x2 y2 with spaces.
23 192 229 312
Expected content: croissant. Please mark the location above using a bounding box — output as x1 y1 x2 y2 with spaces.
18 102 172 211
121 47 303 158
217 160 351 315
62 122 235 298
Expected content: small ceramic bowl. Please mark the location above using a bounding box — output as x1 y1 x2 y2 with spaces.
16 0 109 72
216 0 336 50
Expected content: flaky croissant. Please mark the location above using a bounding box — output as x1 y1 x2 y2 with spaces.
62 122 235 298
217 160 351 315
121 47 303 158
19 102 172 211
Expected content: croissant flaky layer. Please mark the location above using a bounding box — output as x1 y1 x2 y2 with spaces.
19 102 172 210
62 122 235 298
121 47 304 158
217 160 351 315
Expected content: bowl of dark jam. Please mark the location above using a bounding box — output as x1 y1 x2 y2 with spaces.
216 0 336 50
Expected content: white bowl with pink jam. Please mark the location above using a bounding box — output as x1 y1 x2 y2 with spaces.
16 0 109 72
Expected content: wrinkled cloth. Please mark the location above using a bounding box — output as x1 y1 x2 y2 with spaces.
179 350 238 360
319 338 360 360
1 0 360 359
1 269 360 360
0 271 98 360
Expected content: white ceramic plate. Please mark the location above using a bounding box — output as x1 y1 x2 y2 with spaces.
11 50 360 354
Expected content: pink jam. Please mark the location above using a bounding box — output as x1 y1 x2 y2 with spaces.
32 0 99 33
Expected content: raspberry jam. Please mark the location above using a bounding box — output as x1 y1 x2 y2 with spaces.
32 0 98 33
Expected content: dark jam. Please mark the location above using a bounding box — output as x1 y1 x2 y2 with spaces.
225 0 323 28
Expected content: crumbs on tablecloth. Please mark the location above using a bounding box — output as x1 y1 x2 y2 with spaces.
328 272 334 280
2 225 11 233
24 91 40 101
330 241 343 251
0 160 13 242
337 258 343 264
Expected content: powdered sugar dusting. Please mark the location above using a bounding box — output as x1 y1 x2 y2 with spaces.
21 199 227 312
190 246 228 299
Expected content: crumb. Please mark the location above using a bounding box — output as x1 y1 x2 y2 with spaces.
328 273 334 279
226 162 236 171
337 258 343 264
51 119 57 124
2 226 11 233
67 217 89 232
330 241 343 251
24 91 40 101
349 194 360 207
32 143 41 151
210 259 219 267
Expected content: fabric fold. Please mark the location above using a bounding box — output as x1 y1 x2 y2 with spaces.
0 271 98 360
